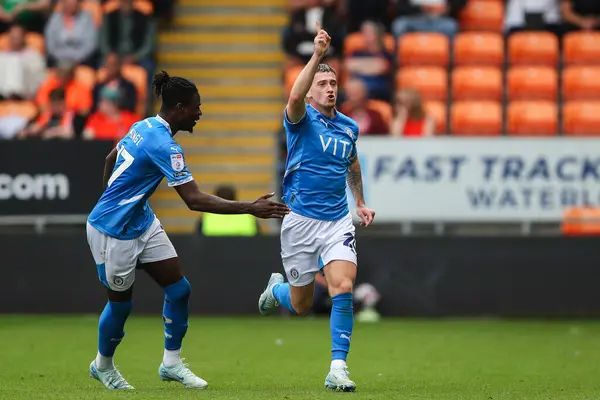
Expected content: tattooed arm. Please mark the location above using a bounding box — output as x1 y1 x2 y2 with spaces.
347 155 376 226
347 156 366 207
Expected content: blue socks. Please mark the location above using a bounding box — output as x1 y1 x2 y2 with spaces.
98 300 132 357
163 277 191 351
273 282 295 313
330 293 354 361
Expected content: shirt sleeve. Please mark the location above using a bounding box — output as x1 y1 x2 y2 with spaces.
147 142 195 187
283 104 309 133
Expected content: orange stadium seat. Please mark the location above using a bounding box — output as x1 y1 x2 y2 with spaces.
424 101 447 134
507 66 557 100
103 0 153 14
0 32 44 54
459 0 504 32
453 32 504 66
562 207 600 236
0 101 38 120
451 101 502 136
563 101 600 136
562 67 600 101
367 100 392 124
343 32 395 55
508 31 558 66
54 0 103 26
396 67 447 101
284 65 303 97
452 67 502 101
507 101 557 136
563 32 600 65
398 33 449 66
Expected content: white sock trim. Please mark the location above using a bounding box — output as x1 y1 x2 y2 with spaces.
331 359 347 370
163 348 182 367
96 352 114 371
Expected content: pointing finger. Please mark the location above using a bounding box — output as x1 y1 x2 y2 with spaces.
316 20 321 33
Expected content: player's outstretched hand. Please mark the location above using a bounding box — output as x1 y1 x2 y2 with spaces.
314 21 331 58
250 193 290 219
357 205 376 227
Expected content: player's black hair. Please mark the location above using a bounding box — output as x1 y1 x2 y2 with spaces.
152 70 198 109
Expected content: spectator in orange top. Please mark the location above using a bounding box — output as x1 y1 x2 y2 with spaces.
341 79 389 135
35 60 92 115
19 88 74 139
83 86 139 142
390 88 434 137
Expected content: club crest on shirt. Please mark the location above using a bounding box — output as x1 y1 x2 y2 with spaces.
345 127 355 140
170 153 184 171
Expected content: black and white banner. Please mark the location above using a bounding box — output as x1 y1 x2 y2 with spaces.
0 140 114 215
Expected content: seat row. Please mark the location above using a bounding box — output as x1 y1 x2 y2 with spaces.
345 31 600 67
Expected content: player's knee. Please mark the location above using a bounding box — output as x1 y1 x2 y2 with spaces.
329 277 354 297
291 296 313 316
164 276 191 302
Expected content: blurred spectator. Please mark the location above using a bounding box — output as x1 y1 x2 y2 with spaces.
93 53 137 113
0 24 46 100
197 185 260 236
390 88 434 137
44 0 99 67
341 79 389 135
560 0 600 33
0 112 29 139
153 0 174 25
283 0 344 73
392 0 466 39
312 274 382 322
36 60 92 115
344 21 394 101
505 0 561 36
100 0 156 90
346 0 391 33
84 86 138 142
20 88 74 139
0 0 50 33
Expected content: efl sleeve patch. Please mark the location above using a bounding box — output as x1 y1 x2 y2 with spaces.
170 153 184 172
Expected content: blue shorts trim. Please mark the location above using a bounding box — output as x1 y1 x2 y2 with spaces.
318 256 325 275
96 263 109 288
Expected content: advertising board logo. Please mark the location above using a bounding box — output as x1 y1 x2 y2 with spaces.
0 174 70 201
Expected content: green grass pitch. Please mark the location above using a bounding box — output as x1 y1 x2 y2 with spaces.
1 316 600 399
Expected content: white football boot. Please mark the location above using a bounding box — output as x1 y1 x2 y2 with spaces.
158 359 208 389
258 273 284 315
324 366 356 392
89 360 134 390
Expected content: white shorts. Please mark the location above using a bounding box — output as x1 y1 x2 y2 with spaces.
86 217 178 291
280 211 357 287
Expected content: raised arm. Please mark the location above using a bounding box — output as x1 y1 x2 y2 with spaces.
347 155 375 227
286 21 331 123
175 180 289 219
